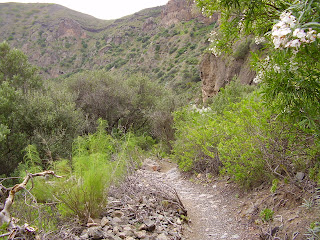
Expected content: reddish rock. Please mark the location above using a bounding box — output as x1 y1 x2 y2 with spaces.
56 18 86 39
161 0 217 26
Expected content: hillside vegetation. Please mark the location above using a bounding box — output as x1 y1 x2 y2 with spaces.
0 2 213 94
0 0 320 239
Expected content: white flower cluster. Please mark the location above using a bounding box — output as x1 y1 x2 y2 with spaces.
254 36 266 45
253 71 264 84
190 105 212 114
272 11 320 49
208 31 221 57
252 56 270 84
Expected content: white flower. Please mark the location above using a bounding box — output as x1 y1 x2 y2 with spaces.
317 33 320 39
280 11 296 28
306 29 317 42
273 64 281 73
255 36 266 44
273 21 286 31
293 28 306 39
253 72 263 84
285 39 301 48
273 38 282 48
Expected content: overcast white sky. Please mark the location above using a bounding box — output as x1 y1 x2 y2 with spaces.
0 0 169 20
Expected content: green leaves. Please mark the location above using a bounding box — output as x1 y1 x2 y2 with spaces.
195 0 290 54
173 81 318 188
0 41 41 92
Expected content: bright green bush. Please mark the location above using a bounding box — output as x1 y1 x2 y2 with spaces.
54 120 145 220
173 81 256 174
260 208 274 222
173 82 318 188
173 107 222 173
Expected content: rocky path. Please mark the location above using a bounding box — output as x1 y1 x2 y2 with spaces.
145 160 258 240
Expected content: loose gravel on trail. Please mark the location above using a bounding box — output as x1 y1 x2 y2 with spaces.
147 162 258 240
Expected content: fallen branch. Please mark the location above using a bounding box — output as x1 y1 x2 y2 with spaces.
0 170 62 238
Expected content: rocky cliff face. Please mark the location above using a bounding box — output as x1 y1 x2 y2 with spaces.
56 18 87 39
200 39 257 102
161 0 217 25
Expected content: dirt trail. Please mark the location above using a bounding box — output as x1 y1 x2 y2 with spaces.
148 160 258 240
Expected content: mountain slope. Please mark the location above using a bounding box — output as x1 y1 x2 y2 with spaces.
0 1 216 93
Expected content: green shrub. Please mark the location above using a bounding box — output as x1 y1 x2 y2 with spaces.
173 81 318 188
260 208 274 222
53 120 145 220
218 94 317 188
173 107 223 174
173 81 256 174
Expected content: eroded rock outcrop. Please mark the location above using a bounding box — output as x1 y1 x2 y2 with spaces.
161 0 217 26
200 39 258 102
56 18 87 38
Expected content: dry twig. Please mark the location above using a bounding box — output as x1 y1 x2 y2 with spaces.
0 170 62 238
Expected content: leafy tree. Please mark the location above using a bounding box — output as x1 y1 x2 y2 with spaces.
196 1 320 136
0 81 26 174
0 42 84 175
0 41 42 92
66 70 175 142
195 0 291 54
251 1 320 135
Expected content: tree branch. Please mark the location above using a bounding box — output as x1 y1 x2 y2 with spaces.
0 170 62 228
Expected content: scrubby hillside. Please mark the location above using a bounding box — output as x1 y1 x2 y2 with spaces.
0 1 216 94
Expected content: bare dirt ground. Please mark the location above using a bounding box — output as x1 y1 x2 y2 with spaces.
146 159 319 240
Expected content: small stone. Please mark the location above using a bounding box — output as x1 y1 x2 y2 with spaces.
143 219 156 232
134 230 147 239
112 217 122 224
103 225 110 232
118 232 126 239
87 222 99 227
101 216 110 227
156 233 168 240
124 230 133 237
125 237 135 240
112 210 125 218
176 218 182 225
87 226 104 239
113 226 120 234
80 233 89 240
138 224 146 231
296 172 305 181
220 233 228 239
123 226 132 232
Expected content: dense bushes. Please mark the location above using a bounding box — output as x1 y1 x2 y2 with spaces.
11 120 146 228
173 82 319 188
66 70 175 143
0 42 175 176
0 42 84 175
181 0 320 189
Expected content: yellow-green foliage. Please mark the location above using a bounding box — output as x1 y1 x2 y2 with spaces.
11 119 146 224
54 119 144 220
173 82 319 188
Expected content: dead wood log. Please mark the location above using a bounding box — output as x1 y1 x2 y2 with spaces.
0 170 62 238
